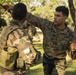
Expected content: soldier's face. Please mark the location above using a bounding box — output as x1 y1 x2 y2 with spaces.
54 11 67 26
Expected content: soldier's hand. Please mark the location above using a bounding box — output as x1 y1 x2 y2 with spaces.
70 42 76 52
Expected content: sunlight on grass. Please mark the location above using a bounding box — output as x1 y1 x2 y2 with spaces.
31 63 42 70
65 56 76 75
26 63 44 75
65 67 76 75
66 68 76 72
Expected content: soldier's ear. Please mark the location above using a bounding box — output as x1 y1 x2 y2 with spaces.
64 15 67 20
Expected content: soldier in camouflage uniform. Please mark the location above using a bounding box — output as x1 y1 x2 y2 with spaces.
1 3 76 75
26 6 76 75
0 3 35 75
2 3 41 66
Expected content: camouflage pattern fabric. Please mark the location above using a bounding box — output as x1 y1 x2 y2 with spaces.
0 47 18 70
0 73 2 75
0 21 32 75
6 21 35 67
43 56 66 75
53 59 66 75
6 23 31 48
3 72 15 75
26 12 75 59
26 12 76 75
9 21 41 65
27 25 36 37
43 60 66 75
6 22 37 65
26 25 37 42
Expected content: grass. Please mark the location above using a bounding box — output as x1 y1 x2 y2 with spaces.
64 59 76 75
26 63 44 75
25 41 76 75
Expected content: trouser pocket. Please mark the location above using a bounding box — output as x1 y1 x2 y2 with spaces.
43 54 55 75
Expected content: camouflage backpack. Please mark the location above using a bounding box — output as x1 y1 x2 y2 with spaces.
0 24 41 71
0 25 26 75
0 25 21 70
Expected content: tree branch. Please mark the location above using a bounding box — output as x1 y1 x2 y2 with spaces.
68 0 75 23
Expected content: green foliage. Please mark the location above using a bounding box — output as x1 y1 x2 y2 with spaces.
20 0 30 6
29 0 69 22
0 18 7 27
0 0 74 27
0 0 21 4
0 0 21 16
31 5 53 21
74 0 76 8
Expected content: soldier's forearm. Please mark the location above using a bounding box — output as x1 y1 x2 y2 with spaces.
26 12 45 27
26 12 38 26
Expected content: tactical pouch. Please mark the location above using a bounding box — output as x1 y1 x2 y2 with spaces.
16 57 26 69
0 47 18 70
19 48 35 65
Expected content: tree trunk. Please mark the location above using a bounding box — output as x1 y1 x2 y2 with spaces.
68 0 75 23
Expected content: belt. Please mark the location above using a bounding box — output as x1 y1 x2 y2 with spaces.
43 53 65 60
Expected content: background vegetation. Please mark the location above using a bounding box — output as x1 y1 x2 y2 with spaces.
0 0 74 26
0 0 76 75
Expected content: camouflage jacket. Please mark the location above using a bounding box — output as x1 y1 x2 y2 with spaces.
4 21 31 52
26 13 76 59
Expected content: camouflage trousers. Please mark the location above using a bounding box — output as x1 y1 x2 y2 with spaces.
43 54 67 75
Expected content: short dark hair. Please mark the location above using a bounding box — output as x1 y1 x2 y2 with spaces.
55 6 69 17
12 3 27 20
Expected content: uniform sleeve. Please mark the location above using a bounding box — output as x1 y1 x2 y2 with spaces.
26 12 52 30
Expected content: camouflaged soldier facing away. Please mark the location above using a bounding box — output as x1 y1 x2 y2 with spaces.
0 3 35 75
26 6 76 75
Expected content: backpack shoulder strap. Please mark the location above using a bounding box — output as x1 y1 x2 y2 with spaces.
0 25 20 52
